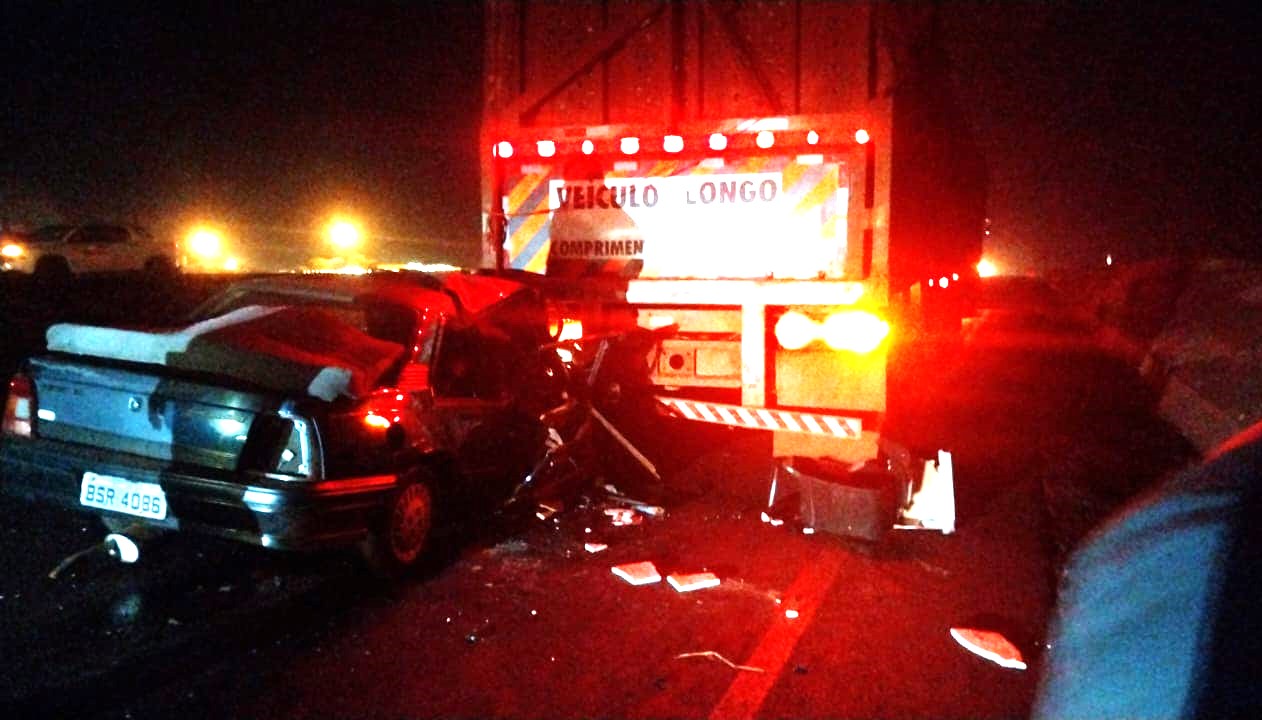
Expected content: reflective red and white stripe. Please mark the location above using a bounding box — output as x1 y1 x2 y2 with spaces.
656 397 862 438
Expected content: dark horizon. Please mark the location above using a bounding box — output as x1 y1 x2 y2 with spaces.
2 1 1258 273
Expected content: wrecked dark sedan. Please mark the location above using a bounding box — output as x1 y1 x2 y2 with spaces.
0 271 570 575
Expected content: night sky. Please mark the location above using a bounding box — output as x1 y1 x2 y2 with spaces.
2 1 1258 272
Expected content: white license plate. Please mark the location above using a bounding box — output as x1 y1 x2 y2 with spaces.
80 471 168 520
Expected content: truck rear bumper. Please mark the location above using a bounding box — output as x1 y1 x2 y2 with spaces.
0 436 398 552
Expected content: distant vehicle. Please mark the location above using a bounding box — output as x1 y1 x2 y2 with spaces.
0 223 177 281
0 271 572 576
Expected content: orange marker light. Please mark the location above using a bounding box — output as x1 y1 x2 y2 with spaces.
821 310 890 353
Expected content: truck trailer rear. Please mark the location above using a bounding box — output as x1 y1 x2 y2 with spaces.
481 0 985 533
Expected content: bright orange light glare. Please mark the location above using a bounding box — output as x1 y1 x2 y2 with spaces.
854 129 871 144
976 258 999 278
186 227 223 258
774 311 817 350
326 218 363 249
821 310 890 353
1 243 24 258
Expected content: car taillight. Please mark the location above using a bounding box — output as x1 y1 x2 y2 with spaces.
241 407 317 479
2 374 36 437
273 410 314 478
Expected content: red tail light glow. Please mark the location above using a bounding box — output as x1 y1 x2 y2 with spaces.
536 140 556 158
495 141 514 158
854 129 870 145
755 130 775 149
620 137 640 155
3 374 35 437
709 133 728 151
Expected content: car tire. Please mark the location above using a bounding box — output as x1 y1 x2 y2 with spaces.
143 255 177 280
32 255 72 287
359 469 435 579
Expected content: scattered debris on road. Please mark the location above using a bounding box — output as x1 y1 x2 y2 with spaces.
949 627 1028 670
666 572 720 593
605 508 643 526
611 560 662 585
675 650 764 673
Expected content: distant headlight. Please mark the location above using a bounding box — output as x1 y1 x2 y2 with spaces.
1 243 24 259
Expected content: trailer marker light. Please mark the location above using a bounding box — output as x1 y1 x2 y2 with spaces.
620 137 640 155
854 129 870 145
581 139 594 155
774 311 817 351
821 310 889 353
709 133 728 151
756 130 775 149
536 140 556 157
494 141 514 158
663 135 684 153
806 130 820 145
939 276 950 289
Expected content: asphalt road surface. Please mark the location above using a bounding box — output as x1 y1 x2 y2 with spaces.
0 271 1194 719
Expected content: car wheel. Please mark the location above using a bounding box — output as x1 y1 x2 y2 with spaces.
359 470 435 578
32 255 72 287
143 255 177 280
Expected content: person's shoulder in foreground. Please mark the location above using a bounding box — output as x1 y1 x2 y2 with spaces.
1033 421 1262 720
